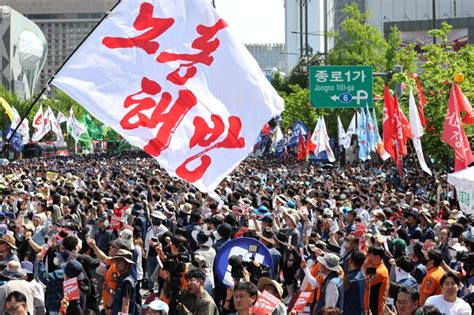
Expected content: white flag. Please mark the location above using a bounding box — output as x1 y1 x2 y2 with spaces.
66 109 87 142
409 89 432 175
337 116 346 146
32 104 49 142
57 111 67 124
47 107 65 145
32 104 44 130
270 125 283 153
52 0 284 192
315 117 335 162
272 125 283 143
11 106 30 144
342 113 356 149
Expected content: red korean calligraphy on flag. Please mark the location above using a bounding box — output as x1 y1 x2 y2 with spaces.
251 290 280 315
52 0 284 192
442 84 474 171
63 277 80 301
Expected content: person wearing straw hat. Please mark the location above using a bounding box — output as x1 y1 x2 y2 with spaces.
257 228 281 279
110 249 138 315
314 253 344 313
0 261 44 315
419 211 434 242
256 277 286 315
0 234 19 263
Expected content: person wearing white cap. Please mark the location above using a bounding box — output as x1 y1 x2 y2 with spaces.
31 210 52 246
314 253 344 313
147 299 169 314
192 230 216 294
145 210 168 291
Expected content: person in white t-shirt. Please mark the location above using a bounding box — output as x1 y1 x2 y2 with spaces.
425 271 472 315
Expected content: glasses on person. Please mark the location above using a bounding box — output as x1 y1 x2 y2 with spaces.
5 303 24 314
395 299 414 305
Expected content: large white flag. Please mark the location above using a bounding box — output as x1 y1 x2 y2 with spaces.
409 89 432 175
32 104 50 142
337 116 346 146
315 117 335 162
52 0 284 192
47 107 65 145
342 113 356 149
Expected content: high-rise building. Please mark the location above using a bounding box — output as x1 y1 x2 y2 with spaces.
285 0 474 72
0 6 47 99
0 0 117 89
245 43 288 73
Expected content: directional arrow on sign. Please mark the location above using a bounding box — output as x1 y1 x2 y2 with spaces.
331 95 338 102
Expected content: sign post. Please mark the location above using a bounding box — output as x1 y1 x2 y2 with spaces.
309 65 373 108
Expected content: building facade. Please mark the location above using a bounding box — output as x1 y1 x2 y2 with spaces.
0 6 47 99
0 0 117 89
245 43 288 73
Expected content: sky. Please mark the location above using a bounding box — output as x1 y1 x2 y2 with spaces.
214 0 285 44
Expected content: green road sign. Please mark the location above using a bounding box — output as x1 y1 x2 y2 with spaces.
309 65 373 108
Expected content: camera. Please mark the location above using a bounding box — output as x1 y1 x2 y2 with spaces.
366 267 377 276
162 243 192 309
457 252 474 272
228 246 271 285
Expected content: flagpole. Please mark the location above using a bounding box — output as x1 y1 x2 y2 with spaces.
406 138 422 174
2 0 122 154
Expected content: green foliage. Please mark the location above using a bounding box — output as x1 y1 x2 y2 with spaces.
385 26 401 72
275 5 473 168
281 85 316 131
328 3 388 71
414 22 474 163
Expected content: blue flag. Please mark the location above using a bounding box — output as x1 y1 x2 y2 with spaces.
372 106 380 145
365 104 376 152
6 127 23 152
357 110 369 161
287 121 308 147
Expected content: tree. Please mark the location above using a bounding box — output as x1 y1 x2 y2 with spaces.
328 3 388 71
413 22 474 164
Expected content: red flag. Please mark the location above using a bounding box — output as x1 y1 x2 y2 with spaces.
398 106 412 157
392 96 405 175
415 77 427 127
453 84 474 125
383 84 395 158
261 123 270 136
383 85 403 176
297 133 307 161
442 84 474 171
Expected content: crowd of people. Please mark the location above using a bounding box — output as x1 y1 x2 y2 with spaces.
0 151 471 315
